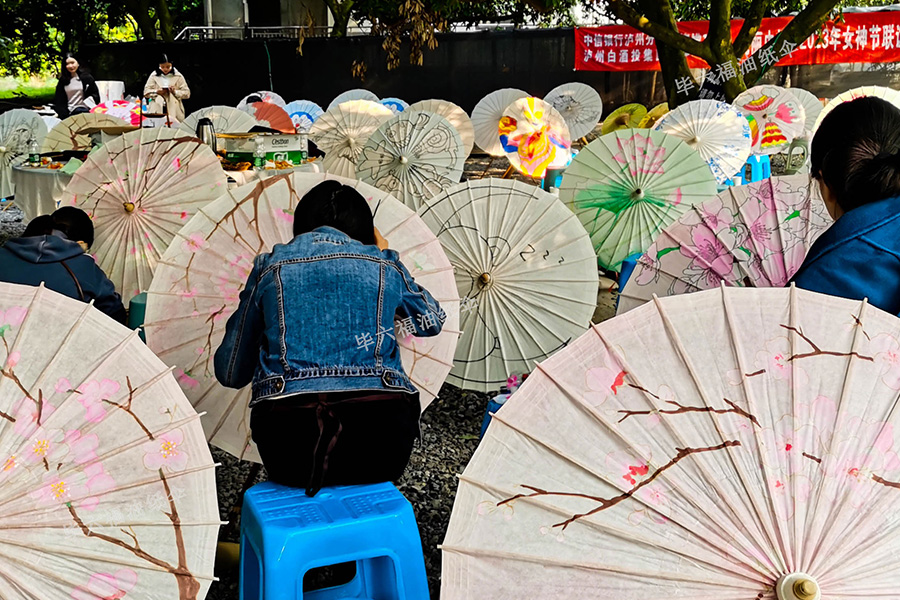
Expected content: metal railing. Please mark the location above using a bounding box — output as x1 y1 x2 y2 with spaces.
174 25 371 41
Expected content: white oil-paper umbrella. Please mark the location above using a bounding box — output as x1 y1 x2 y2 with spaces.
0 281 219 600
544 82 604 140
0 109 47 198
42 113 127 153
733 85 805 155
408 99 476 157
179 106 259 136
310 99 394 178
814 85 900 132
417 179 598 393
328 89 379 111
471 88 528 156
357 110 466 211
144 172 460 462
444 285 900 599
60 128 228 302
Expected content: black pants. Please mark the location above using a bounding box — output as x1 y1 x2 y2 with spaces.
250 390 420 496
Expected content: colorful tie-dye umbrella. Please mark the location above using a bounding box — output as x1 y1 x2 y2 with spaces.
236 91 286 109
0 281 218 600
0 109 47 198
814 85 900 132
283 100 324 133
41 113 127 153
90 101 143 127
733 85 805 155
471 88 528 157
444 284 900 600
408 99 475 157
417 179 598 393
309 99 394 178
143 173 460 462
653 100 752 184
600 103 647 135
59 128 227 302
559 128 717 272
499 97 572 178
328 89 379 111
239 102 294 134
544 82 603 140
357 110 465 210
617 174 832 314
179 105 258 136
381 97 409 114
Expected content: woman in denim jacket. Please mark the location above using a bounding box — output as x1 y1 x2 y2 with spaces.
215 180 445 495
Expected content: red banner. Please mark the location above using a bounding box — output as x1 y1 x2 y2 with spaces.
576 11 900 71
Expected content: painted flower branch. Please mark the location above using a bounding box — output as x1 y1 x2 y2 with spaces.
745 323 875 378
802 451 900 490
620 383 760 427
101 376 155 440
497 440 740 530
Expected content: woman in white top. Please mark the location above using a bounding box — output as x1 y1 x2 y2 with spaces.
143 54 191 123
53 53 100 118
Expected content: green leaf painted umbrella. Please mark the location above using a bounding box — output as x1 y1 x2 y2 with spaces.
559 128 718 272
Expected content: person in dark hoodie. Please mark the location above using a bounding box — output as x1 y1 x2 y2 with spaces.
0 207 127 323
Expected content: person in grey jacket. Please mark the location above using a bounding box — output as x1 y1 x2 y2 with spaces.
0 207 126 323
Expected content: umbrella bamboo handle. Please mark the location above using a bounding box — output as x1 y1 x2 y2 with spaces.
793 580 817 600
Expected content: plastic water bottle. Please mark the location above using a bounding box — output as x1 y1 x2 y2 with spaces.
253 137 266 169
299 133 309 163
480 386 511 439
28 138 40 166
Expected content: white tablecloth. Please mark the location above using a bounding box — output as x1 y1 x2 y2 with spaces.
11 165 74 221
96 81 126 104
225 162 319 188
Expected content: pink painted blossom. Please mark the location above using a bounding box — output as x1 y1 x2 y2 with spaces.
176 369 200 390
180 211 188 220
80 462 116 510
55 378 73 395
629 484 670 525
12 396 56 438
31 470 88 507
178 287 198 300
869 334 900 390
0 306 27 328
181 232 207 253
697 200 734 232
23 428 68 466
71 569 138 600
584 365 627 407
274 208 294 224
752 337 809 387
5 351 20 369
65 430 100 464
77 379 121 424
633 252 660 286
775 103 799 124
142 429 189 472
613 134 667 177
172 157 182 171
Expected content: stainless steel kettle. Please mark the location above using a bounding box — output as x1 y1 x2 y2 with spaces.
196 117 217 154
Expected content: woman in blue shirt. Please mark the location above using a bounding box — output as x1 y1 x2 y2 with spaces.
790 97 900 315
215 181 445 495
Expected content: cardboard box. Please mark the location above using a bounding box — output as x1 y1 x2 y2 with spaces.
220 133 308 166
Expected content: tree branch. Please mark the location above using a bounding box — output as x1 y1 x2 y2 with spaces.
617 397 760 427
606 0 712 61
733 0 768 57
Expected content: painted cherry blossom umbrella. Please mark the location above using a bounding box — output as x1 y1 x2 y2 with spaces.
60 127 228 303
544 82 603 140
283 100 324 133
617 174 832 314
417 179 598 393
0 281 219 600
733 85 805 155
309 99 394 178
814 86 900 132
179 106 258 136
0 109 47 199
408 99 476 157
328 89 379 111
41 113 127 153
90 101 143 127
236 91 286 109
357 110 466 211
239 102 295 134
559 128 718 272
500 97 572 179
653 99 752 184
471 88 528 156
444 284 900 600
144 172 460 462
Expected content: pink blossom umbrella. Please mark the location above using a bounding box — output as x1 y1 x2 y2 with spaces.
444 285 900 599
0 281 219 600
143 172 460 462
617 174 832 314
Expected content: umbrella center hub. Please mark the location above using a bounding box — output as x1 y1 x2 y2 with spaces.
123 202 136 213
478 272 493 287
689 136 701 146
776 573 820 600
399 155 409 165
631 188 645 201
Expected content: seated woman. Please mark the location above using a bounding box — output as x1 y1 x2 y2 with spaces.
215 181 445 496
790 97 900 315
0 207 127 323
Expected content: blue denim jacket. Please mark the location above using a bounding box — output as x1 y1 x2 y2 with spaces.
214 226 446 405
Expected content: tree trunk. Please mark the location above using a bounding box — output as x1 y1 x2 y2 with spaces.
157 0 175 42
325 0 354 37
124 0 159 41
657 41 698 107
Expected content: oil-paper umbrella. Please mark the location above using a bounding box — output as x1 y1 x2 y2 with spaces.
239 102 294 134
236 91 286 109
559 128 717 272
328 89 379 111
309 99 394 178
653 100 752 184
637 103 669 129
381 98 409 114
617 174 832 314
357 110 466 210
0 281 219 600
733 85 805 155
471 88 528 156
41 113 126 153
408 99 475 157
283 100 324 133
179 106 258 136
789 88 823 138
814 85 900 131
499 97 572 178
417 179 598 393
544 82 603 141
0 109 47 199
60 127 228 303
91 101 143 127
600 103 647 135
444 285 900 600
144 172 461 462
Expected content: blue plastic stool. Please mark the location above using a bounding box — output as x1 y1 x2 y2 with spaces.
745 155 771 182
127 292 147 343
240 481 429 600
615 252 643 310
